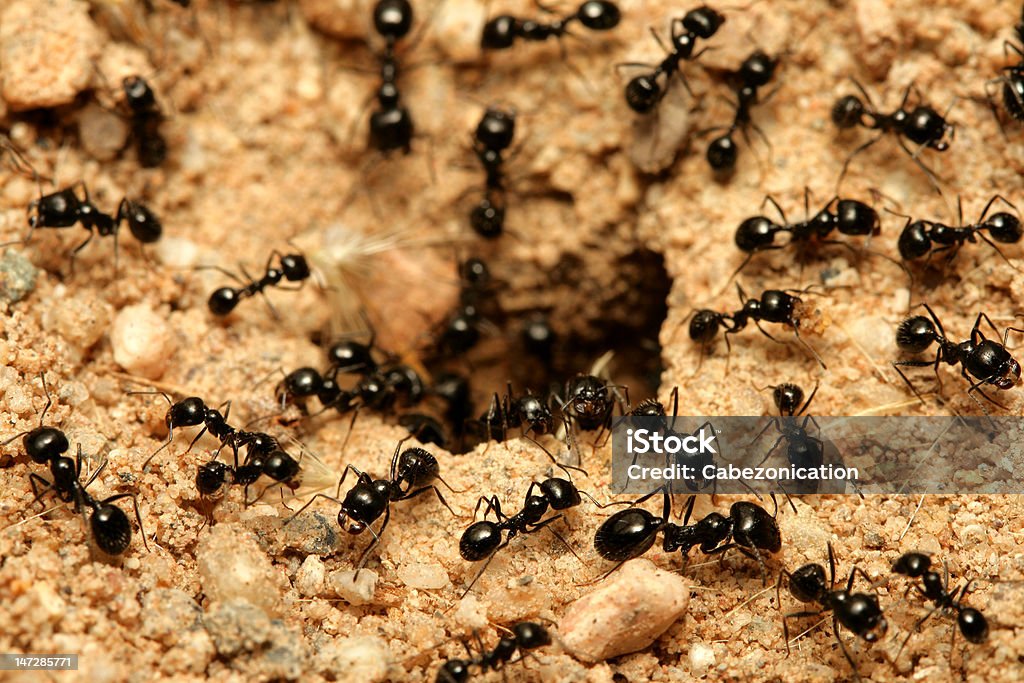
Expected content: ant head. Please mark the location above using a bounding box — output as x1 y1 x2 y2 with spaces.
121 200 163 244
788 562 827 603
540 477 581 510
475 108 516 151
683 6 725 39
771 383 805 417
831 94 866 129
985 212 1023 244
903 105 952 150
959 607 990 644
897 220 932 260
739 50 777 88
896 315 938 353
835 199 880 236
593 507 663 561
482 16 517 50
280 254 310 281
998 357 1021 389
208 287 240 316
369 106 413 153
706 134 738 172
735 215 777 253
122 75 156 112
625 74 661 114
168 397 207 429
459 520 502 561
279 367 323 401
24 426 70 464
373 0 413 41
891 551 931 577
91 503 133 556
513 622 552 650
689 309 723 343
459 257 491 287
577 0 621 31
196 461 231 496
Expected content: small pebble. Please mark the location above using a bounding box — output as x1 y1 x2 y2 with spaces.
295 556 326 597
196 524 283 617
110 305 176 380
315 636 392 682
329 568 377 606
560 559 691 662
0 250 38 304
689 642 716 675
396 561 450 590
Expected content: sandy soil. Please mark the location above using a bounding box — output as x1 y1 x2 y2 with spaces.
1 0 1023 681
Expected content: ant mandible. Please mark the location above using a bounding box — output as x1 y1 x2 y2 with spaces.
207 250 312 317
895 195 1021 269
482 0 620 52
705 49 780 173
777 543 888 681
832 81 954 193
893 304 1023 414
618 6 725 114
890 552 989 658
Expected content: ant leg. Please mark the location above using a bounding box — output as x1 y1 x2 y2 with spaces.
781 609 828 657
400 485 459 518
523 433 587 479
28 472 55 509
354 504 390 574
896 137 944 195
891 359 936 406
836 134 884 193
282 492 345 526
761 195 788 226
832 616 863 682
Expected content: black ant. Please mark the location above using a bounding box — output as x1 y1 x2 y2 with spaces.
469 107 515 239
768 382 806 417
593 492 781 584
435 621 552 683
369 0 415 154
207 251 311 317
688 285 827 370
18 183 162 270
398 413 448 448
194 442 303 506
459 477 608 595
481 0 621 52
890 552 989 656
832 82 954 193
704 49 779 173
122 75 167 168
286 438 458 571
520 313 557 366
777 543 888 681
895 196 1021 269
731 191 880 279
989 5 1024 125
435 257 499 356
618 6 726 114
893 305 1022 414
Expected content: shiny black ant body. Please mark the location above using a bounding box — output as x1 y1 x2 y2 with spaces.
459 477 605 595
370 0 415 153
895 196 1021 269
470 108 515 239
777 543 888 680
990 6 1024 124
769 382 806 417
688 285 826 370
18 183 162 270
435 621 552 683
594 492 781 583
832 82 954 192
748 383 829 494
731 192 880 278
122 75 167 168
481 0 620 51
557 373 628 432
618 6 725 114
705 49 779 172
286 438 457 571
893 305 1023 413
890 552 989 654
435 258 499 356
520 313 557 366
207 251 311 317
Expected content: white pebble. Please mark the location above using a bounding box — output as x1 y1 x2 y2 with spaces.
560 559 690 662
295 556 326 597
329 568 378 606
196 524 282 617
110 305 176 380
396 561 450 590
689 642 716 675
317 636 392 682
